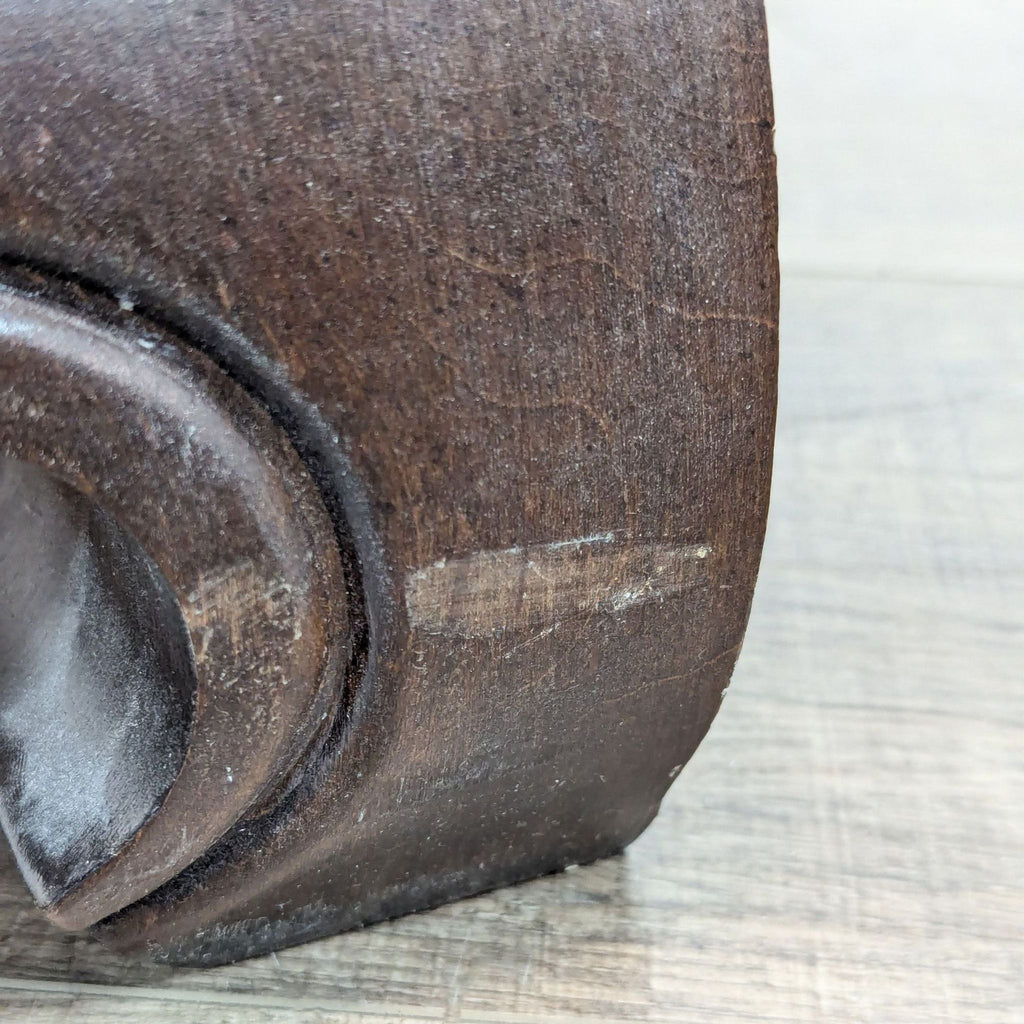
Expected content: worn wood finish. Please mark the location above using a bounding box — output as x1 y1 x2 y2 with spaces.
0 288 350 931
0 1 1020 1018
0 0 777 965
0 275 1019 1020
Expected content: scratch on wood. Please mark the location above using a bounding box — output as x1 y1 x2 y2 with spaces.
405 534 712 637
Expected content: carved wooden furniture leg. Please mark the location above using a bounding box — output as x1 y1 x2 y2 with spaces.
0 0 777 965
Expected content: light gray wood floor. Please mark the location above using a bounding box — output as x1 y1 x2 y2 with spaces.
0 3 1021 1021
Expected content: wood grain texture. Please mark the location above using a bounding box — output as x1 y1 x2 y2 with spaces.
0 288 349 930
404 535 713 637
0 274 1020 1020
1 0 1022 1017
0 0 777 964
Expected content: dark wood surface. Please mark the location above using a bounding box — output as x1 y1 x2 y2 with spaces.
0 0 777 966
2 1 1018 1019
0 273 1019 1020
0 288 349 930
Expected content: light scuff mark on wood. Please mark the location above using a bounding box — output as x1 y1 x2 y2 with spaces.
405 534 712 637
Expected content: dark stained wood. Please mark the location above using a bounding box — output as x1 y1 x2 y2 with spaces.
0 289 350 930
0 0 778 964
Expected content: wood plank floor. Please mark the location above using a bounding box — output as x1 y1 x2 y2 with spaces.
0 3 1021 1021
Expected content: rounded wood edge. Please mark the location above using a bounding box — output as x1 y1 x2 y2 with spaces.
0 287 350 927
